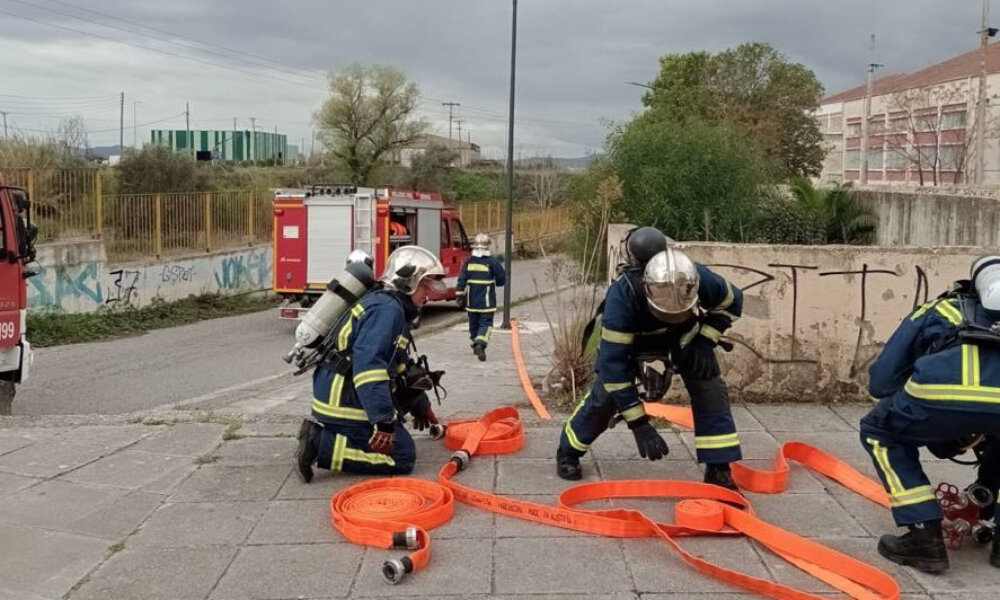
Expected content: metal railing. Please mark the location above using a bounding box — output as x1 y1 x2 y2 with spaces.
457 200 572 243
3 167 102 241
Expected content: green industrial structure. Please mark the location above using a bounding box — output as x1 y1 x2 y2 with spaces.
150 129 288 162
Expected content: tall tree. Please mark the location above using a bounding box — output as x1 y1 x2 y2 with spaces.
315 64 427 185
641 43 825 177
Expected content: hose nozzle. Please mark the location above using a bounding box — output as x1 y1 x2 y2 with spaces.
428 423 446 440
391 527 420 550
382 556 413 585
450 449 470 471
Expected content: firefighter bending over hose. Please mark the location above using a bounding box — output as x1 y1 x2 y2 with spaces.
860 254 1000 573
556 227 745 490
295 246 448 481
456 233 506 362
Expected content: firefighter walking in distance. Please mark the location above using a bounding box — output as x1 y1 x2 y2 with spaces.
556 227 745 490
295 246 447 482
860 255 1000 573
456 233 506 362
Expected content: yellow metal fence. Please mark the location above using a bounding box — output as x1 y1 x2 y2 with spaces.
457 200 572 243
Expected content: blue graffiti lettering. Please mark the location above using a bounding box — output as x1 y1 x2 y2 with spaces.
28 263 103 308
214 251 272 291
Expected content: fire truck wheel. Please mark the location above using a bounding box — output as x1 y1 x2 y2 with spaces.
0 381 14 416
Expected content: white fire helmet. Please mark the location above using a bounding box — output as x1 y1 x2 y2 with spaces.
972 255 1000 311
380 245 447 295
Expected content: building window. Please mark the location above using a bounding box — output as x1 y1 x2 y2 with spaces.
941 110 967 130
869 117 887 134
828 113 843 133
885 148 908 170
916 114 938 132
846 122 862 137
889 117 909 133
918 145 938 165
868 147 884 170
939 145 967 170
845 149 861 169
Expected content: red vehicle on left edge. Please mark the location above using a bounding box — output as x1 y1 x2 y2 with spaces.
272 184 472 319
0 174 38 415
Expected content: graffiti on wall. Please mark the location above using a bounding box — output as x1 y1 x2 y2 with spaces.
214 250 271 291
105 269 141 308
160 264 196 285
27 263 103 308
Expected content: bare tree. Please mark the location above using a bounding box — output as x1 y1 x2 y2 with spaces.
57 116 89 157
884 84 981 186
525 158 568 209
314 64 428 185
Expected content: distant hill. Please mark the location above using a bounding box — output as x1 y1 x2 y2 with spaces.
87 145 123 160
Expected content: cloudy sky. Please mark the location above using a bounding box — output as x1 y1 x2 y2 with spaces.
0 0 987 157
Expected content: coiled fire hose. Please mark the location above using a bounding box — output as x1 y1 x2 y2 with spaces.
329 324 899 598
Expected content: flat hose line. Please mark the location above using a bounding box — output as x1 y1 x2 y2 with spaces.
329 325 898 598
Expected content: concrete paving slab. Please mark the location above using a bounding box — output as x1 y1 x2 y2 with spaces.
679 430 780 460
61 449 193 490
595 459 704 482
63 490 165 540
412 454 495 491
275 469 364 500
827 487 900 537
247 499 338 545
214 437 296 467
626 536 770 594
589 431 691 461
67 425 153 449
490 595 638 600
130 501 267 548
0 523 109 599
209 544 364 600
905 541 1000 593
353 538 492 597
497 459 598 495
70 546 237 600
0 432 37 456
128 422 223 457
0 471 41 499
494 536 632 595
0 587 52 600
0 441 108 478
239 422 298 437
0 479 128 529
770 430 876 475
746 492 869 538
432 499 495 540
746 404 855 432
502 426 563 460
830 403 873 430
168 465 290 503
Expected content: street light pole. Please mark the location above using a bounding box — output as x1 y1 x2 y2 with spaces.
502 0 517 330
977 0 992 185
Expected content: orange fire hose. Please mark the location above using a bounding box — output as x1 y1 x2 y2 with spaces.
509 319 551 419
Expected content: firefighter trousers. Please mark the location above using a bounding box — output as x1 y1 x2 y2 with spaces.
313 417 416 475
558 375 742 464
467 310 495 348
860 392 1000 526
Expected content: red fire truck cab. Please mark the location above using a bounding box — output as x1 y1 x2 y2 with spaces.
273 185 472 319
0 174 37 415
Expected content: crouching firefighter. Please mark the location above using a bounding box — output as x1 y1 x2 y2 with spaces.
456 233 506 362
556 227 745 490
292 246 448 482
860 254 1000 573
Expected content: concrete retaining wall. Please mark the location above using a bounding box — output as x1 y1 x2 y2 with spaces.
27 241 273 313
607 225 983 401
855 189 1000 247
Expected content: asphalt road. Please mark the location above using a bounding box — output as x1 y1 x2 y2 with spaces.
14 257 559 415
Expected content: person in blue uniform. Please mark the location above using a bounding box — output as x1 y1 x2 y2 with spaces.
456 233 506 362
860 255 1000 573
556 227 744 490
295 246 446 482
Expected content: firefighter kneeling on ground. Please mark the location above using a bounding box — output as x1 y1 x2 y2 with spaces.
295 246 447 481
456 233 506 362
861 255 1000 573
556 227 745 489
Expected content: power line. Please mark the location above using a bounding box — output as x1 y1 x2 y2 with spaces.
8 112 184 135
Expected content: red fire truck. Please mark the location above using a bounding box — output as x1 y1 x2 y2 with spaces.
272 185 472 319
0 174 37 415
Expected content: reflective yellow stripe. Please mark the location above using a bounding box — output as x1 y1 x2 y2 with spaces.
343 446 396 466
456 290 466 295
710 309 740 321
620 404 646 422
311 399 367 421
714 282 735 311
330 373 345 406
866 437 903 495
351 304 365 318
337 319 353 351
468 279 495 285
889 485 936 507
332 434 348 471
601 328 635 345
911 300 936 320
474 327 493 343
699 325 722 343
395 335 409 349
934 302 962 325
465 307 497 313
564 392 590 452
467 263 490 272
904 380 1000 404
694 433 740 449
354 369 390 388
603 381 633 393
679 323 701 349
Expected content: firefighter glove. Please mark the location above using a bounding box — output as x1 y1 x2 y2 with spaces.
628 416 670 461
679 336 720 380
456 295 467 310
369 422 396 454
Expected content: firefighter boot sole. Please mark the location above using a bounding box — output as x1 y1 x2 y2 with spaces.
295 419 318 484
877 535 950 574
556 451 583 481
474 345 487 362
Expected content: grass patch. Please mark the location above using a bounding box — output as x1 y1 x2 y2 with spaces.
107 541 126 554
221 419 244 441
195 453 219 465
27 293 281 347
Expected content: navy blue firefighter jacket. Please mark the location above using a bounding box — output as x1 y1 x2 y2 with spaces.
456 255 507 312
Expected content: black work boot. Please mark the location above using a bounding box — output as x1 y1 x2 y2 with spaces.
878 520 949 574
704 463 739 492
991 531 1000 568
556 450 583 481
473 344 487 362
295 419 320 483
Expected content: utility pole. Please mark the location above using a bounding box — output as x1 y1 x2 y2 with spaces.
502 0 517 330
456 119 464 143
977 0 993 184
185 102 192 157
442 101 461 140
860 35 882 186
1 112 7 137
119 92 124 155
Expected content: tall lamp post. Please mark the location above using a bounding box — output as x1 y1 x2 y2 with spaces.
502 0 518 329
